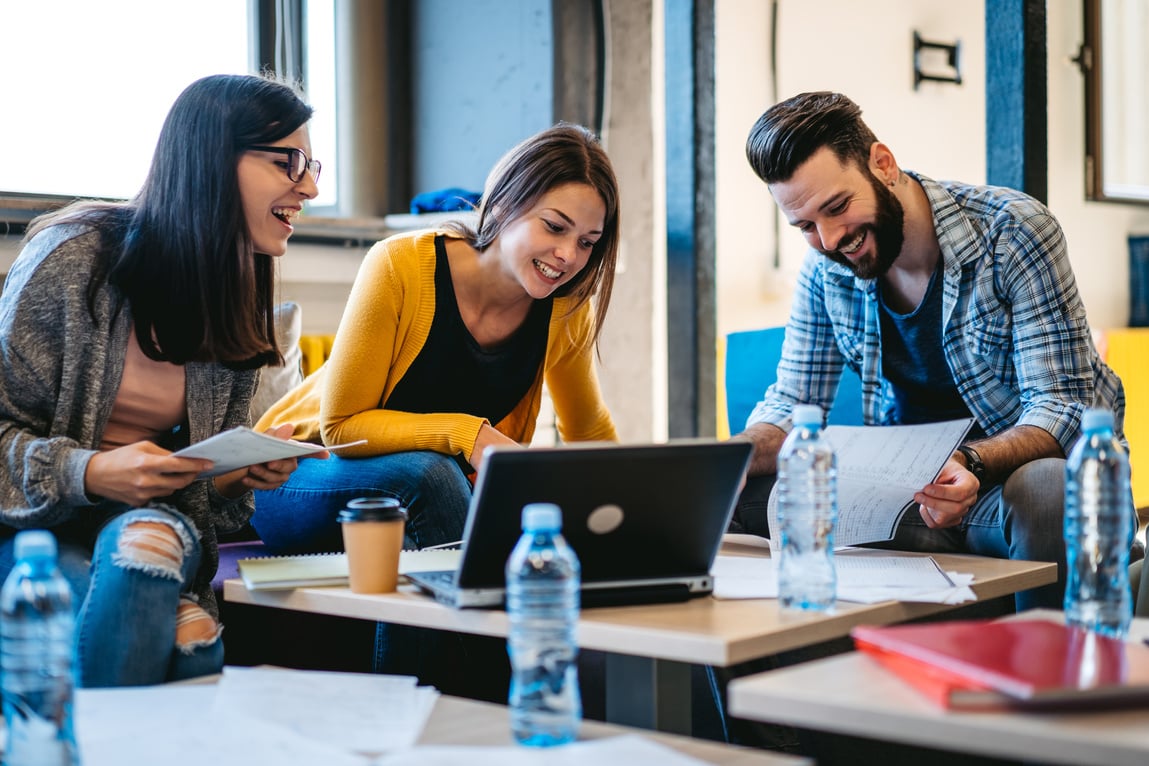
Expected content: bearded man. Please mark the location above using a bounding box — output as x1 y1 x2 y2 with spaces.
729 91 1128 610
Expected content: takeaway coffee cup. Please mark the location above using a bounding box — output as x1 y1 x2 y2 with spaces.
337 497 408 593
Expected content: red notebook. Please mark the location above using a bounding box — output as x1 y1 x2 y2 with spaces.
852 618 1149 710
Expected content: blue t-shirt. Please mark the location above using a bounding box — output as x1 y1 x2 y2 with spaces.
879 260 982 437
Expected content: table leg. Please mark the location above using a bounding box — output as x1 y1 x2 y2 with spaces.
604 653 692 734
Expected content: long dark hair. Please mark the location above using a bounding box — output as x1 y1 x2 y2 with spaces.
442 123 621 346
26 73 313 368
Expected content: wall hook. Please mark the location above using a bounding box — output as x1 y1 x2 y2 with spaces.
913 30 962 90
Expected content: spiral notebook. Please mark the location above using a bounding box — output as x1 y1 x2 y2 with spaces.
237 548 463 591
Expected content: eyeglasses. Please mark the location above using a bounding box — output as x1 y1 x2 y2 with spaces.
247 145 322 183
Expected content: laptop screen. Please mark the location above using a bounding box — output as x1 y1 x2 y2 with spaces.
454 440 753 589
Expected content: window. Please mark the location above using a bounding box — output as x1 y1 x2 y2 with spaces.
0 0 338 214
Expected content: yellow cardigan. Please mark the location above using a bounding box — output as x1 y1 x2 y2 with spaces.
256 229 617 463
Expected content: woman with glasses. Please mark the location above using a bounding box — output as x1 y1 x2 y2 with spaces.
0 73 323 687
250 123 621 692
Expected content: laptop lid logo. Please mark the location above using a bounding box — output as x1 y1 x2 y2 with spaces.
587 504 624 535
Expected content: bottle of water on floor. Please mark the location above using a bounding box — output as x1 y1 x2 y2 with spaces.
1064 407 1134 638
505 502 581 746
777 404 838 610
1 530 79 766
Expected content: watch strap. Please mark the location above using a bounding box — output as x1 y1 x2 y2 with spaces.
956 445 986 483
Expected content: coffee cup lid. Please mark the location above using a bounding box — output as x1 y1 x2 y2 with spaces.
337 497 407 523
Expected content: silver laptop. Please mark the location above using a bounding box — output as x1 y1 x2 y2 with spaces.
406 439 753 608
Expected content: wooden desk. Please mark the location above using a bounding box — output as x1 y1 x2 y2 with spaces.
225 548 1055 735
420 694 808 764
726 611 1149 766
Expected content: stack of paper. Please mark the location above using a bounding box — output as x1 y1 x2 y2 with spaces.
711 549 976 604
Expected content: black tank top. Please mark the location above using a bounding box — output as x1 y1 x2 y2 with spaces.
384 235 552 427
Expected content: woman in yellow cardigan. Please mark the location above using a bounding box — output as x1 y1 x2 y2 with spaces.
251 123 620 559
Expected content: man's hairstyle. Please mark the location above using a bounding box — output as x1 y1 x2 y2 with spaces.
745 91 878 184
442 122 621 346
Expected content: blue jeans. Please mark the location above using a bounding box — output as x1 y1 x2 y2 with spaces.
731 457 1071 611
253 451 475 686
0 506 223 687
252 451 471 554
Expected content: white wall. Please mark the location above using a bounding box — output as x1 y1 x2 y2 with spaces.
715 0 1149 339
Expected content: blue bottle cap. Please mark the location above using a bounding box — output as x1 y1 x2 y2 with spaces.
14 530 57 560
792 404 824 428
1082 408 1114 432
521 503 562 532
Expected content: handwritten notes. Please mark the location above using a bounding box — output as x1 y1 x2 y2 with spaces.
767 418 973 547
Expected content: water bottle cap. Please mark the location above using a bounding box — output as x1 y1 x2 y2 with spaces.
1082 408 1114 433
792 404 824 428
521 503 562 532
14 530 57 560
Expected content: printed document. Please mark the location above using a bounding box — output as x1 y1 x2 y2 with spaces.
174 426 366 478
767 418 974 547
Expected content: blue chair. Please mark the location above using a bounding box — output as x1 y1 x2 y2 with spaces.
724 326 864 435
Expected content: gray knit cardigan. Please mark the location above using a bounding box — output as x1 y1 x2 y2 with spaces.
0 223 258 616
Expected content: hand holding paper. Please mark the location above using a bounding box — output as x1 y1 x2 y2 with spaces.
174 427 366 479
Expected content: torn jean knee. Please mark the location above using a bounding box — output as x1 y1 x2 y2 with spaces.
111 517 194 580
174 597 223 655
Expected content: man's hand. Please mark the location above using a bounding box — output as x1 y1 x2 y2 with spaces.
732 422 788 476
913 457 980 529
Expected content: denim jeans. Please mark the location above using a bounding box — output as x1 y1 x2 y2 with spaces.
731 457 1071 611
252 451 471 554
0 506 223 688
253 451 475 687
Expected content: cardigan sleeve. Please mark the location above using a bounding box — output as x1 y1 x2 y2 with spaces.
0 229 107 526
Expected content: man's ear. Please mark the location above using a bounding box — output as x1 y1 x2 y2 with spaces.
869 142 899 186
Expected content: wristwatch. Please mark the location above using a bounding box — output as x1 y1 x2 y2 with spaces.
956 445 986 483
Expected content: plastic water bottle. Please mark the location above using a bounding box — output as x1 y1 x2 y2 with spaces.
505 503 581 746
1064 407 1134 639
777 404 838 610
1 530 79 766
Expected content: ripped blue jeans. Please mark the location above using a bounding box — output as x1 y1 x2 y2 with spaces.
0 506 224 687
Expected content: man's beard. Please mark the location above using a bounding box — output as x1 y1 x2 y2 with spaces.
822 174 906 279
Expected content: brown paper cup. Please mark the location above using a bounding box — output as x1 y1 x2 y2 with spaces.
338 498 407 594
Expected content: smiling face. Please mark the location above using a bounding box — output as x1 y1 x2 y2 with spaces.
770 146 905 279
495 182 606 299
237 125 318 257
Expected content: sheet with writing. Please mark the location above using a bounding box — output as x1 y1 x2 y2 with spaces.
766 418 974 547
711 549 976 604
210 666 438 754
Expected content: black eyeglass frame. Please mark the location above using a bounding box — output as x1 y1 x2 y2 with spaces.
246 145 322 183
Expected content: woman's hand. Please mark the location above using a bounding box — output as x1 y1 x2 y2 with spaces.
471 423 521 470
85 441 211 507
213 423 328 499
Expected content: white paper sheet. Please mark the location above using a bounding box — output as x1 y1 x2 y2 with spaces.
766 418 974 547
75 685 370 766
174 426 366 477
710 551 976 604
210 666 439 754
377 734 714 766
